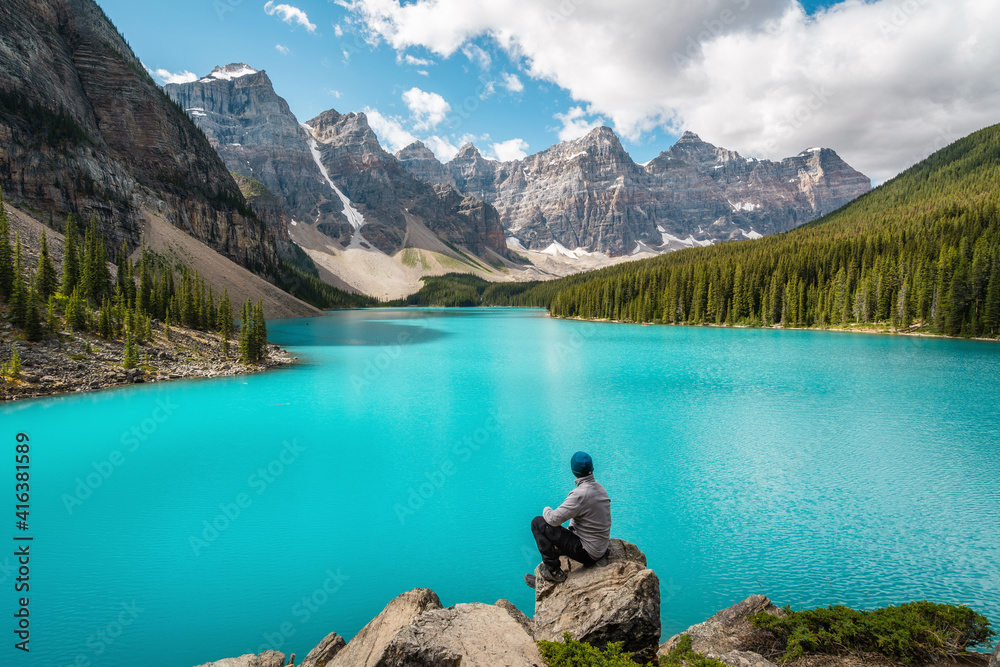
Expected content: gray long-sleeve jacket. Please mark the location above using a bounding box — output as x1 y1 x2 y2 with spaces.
543 473 611 559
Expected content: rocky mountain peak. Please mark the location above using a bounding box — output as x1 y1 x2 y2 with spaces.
198 63 261 83
455 143 485 161
677 130 703 143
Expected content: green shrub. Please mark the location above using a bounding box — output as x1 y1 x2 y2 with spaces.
538 633 644 667
659 634 729 667
751 601 994 663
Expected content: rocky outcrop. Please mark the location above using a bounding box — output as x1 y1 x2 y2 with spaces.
531 538 661 662
991 642 999 667
328 588 442 667
298 632 345 667
192 650 285 667
0 1 279 275
376 602 543 666
397 128 872 256
658 594 785 658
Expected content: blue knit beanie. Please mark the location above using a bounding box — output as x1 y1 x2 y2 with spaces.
571 451 593 477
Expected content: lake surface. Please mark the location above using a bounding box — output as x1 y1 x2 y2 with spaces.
4 308 999 667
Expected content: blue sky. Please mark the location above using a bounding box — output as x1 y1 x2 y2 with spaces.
98 0 999 181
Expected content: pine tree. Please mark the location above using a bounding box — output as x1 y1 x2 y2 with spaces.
253 299 267 362
23 282 43 342
99 295 113 338
984 262 1000 335
46 296 59 334
2 345 21 380
10 234 28 328
238 299 251 363
0 190 12 302
34 229 59 299
81 215 110 304
60 214 80 297
122 329 138 369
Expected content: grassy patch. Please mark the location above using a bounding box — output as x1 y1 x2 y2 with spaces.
537 633 644 667
751 601 994 663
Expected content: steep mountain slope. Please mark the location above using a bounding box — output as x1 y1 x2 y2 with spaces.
490 122 1000 337
0 0 280 278
166 67 529 297
396 129 872 256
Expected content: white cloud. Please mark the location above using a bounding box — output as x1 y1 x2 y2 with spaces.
490 138 529 161
500 72 523 93
264 1 317 32
328 89 343 98
334 23 344 37
363 108 418 152
424 135 461 161
275 44 291 55
402 87 451 130
461 43 491 70
400 54 435 67
338 0 1000 183
417 69 429 76
554 106 603 142
151 68 198 85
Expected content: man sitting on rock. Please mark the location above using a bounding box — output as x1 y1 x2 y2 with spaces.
526 451 611 587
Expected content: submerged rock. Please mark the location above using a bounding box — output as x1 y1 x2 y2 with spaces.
376 601 542 666
531 538 660 662
192 650 285 667
328 588 441 667
299 631 345 667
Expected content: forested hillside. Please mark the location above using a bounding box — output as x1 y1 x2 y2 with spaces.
519 123 1000 337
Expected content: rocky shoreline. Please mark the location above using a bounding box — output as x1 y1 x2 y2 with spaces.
191 540 999 667
0 317 294 402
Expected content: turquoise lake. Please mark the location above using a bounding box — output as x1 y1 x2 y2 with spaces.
3 308 1000 667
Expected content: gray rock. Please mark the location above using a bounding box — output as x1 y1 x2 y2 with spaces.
299 631 346 667
658 594 785 658
495 598 533 638
328 588 441 667
192 650 285 667
376 602 543 667
532 538 660 663
991 642 999 667
710 650 780 667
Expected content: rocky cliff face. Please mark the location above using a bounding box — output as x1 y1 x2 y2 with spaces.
0 0 278 274
166 68 510 262
397 129 872 256
164 66 344 250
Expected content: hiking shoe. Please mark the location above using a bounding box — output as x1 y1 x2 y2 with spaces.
524 573 537 589
538 564 567 583
595 554 609 567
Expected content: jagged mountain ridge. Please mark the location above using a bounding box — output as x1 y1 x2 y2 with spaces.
166 68 510 261
0 0 280 275
396 128 872 256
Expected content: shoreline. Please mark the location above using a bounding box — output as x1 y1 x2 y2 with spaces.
547 313 1000 343
1 320 295 403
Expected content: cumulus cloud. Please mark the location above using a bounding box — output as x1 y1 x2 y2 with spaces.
337 0 1000 183
500 72 523 93
364 108 417 152
400 54 435 67
491 138 529 161
461 43 491 70
424 135 461 161
264 1 317 32
275 44 291 55
150 68 198 85
334 24 344 37
402 87 451 130
554 106 604 142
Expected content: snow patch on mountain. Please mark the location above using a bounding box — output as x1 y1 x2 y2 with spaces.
301 123 365 231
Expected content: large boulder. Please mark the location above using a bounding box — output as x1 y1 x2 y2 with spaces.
532 538 660 662
299 631 346 667
376 602 542 666
658 595 784 659
328 588 441 667
192 651 285 667
991 642 999 667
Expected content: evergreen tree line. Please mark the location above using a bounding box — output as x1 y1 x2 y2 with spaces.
0 188 269 364
492 123 1000 339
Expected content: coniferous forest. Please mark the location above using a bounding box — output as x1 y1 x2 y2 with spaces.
413 123 1000 339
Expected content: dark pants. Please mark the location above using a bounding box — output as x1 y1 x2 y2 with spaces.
531 515 598 572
